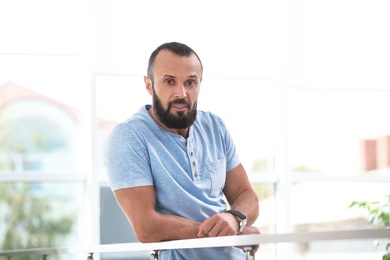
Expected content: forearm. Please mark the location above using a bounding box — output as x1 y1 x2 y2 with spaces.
224 164 260 225
229 189 259 225
134 211 201 243
197 190 259 238
114 187 201 243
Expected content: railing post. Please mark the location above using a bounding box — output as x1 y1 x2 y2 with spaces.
243 246 256 260
87 253 94 259
150 250 159 260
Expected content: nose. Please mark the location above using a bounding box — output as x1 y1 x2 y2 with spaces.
174 84 187 98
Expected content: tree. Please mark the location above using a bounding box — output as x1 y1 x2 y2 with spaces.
350 195 390 260
0 183 74 260
0 93 13 170
0 90 74 259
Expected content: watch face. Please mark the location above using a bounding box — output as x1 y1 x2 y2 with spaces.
239 218 248 233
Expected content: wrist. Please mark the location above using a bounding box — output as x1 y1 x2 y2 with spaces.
225 209 247 234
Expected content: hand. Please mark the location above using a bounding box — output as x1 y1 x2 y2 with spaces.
197 212 239 237
236 226 261 253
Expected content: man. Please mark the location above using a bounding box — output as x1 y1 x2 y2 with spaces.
106 42 260 259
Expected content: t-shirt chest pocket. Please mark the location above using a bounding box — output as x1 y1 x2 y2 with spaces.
206 158 226 197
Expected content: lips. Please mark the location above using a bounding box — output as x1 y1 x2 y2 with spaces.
172 104 187 109
169 99 190 110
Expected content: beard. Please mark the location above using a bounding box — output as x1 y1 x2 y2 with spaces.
152 86 197 130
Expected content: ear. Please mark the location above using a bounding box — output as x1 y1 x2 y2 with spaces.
144 76 153 96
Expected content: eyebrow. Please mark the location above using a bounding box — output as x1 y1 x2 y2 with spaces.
163 74 199 80
188 74 199 79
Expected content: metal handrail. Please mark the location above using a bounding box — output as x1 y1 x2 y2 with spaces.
0 228 389 260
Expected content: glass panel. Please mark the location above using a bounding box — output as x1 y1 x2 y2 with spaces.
290 182 389 232
110 0 285 79
304 1 390 90
293 239 387 260
96 75 150 123
237 234 387 259
252 183 276 233
253 183 277 259
288 89 390 175
0 55 89 174
199 78 277 174
0 1 87 55
99 185 150 260
255 244 277 260
0 182 83 253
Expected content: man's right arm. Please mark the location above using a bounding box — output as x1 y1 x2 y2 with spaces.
114 186 200 243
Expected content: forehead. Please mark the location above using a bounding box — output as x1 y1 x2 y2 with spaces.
153 50 202 78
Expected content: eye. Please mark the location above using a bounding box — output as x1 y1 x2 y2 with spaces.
185 80 196 87
165 78 176 85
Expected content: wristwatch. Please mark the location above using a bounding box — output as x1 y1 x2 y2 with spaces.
226 209 247 234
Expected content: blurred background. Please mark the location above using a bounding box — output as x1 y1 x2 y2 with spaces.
0 0 389 259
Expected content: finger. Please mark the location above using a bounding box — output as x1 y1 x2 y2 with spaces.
197 221 215 237
217 228 231 237
208 222 235 237
207 227 220 237
197 224 207 237
197 229 207 238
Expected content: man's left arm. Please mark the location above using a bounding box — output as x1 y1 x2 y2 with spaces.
198 163 259 237
223 163 259 225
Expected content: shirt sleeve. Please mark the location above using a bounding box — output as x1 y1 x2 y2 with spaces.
105 121 153 191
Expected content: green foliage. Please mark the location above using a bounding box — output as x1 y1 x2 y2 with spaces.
291 165 321 173
251 157 323 199
251 183 274 200
251 157 273 173
349 195 390 258
0 89 74 260
0 183 74 260
0 101 13 170
250 158 274 199
349 195 390 228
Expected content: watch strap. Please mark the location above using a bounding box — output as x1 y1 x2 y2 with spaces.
226 209 246 220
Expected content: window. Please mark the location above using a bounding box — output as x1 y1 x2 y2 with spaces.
1 1 389 259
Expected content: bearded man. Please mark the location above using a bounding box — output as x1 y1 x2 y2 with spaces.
106 42 260 259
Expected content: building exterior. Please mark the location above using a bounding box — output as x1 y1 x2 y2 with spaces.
0 82 115 173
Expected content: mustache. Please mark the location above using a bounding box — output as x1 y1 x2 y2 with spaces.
168 99 191 109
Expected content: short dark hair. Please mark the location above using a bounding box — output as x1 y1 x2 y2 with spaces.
147 42 203 81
